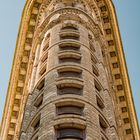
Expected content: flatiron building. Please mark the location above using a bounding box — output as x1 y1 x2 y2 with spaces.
0 0 139 140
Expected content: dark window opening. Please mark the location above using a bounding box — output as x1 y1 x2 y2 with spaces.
57 106 83 115
34 120 40 131
60 34 79 40
92 65 99 77
34 95 43 108
37 79 45 91
99 116 108 131
96 0 101 2
43 36 50 51
96 96 104 109
32 116 40 132
59 57 81 64
57 128 84 140
94 80 102 92
41 53 48 63
43 43 49 52
59 71 82 78
60 45 80 51
91 55 97 64
57 87 83 95
62 26 78 31
102 137 106 140
59 43 80 51
39 67 46 76
34 136 38 140
89 42 96 52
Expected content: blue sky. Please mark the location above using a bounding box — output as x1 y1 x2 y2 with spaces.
0 0 140 127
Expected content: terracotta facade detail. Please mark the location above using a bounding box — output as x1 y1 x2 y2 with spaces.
0 0 139 140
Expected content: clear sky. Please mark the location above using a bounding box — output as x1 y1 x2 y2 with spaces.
0 0 140 127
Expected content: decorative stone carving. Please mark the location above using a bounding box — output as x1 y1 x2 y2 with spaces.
1 0 140 140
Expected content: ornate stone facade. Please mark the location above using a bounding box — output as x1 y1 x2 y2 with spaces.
0 0 139 140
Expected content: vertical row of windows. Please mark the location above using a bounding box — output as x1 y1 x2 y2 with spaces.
59 25 81 65
55 25 85 140
89 35 99 78
39 36 49 78
88 35 108 138
31 115 41 133
30 36 50 139
56 128 85 140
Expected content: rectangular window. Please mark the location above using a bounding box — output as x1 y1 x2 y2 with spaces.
34 120 40 131
57 87 83 95
32 115 40 132
94 80 102 92
59 57 81 64
60 45 80 51
43 37 49 51
99 116 108 131
57 106 83 115
59 43 80 51
34 136 38 140
57 128 84 139
96 96 104 110
60 34 79 40
59 71 82 78
34 95 43 108
41 53 48 63
89 42 96 52
92 65 99 77
91 55 97 64
37 79 45 91
39 66 46 77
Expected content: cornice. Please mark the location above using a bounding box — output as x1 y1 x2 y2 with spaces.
104 0 140 138
0 0 139 139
